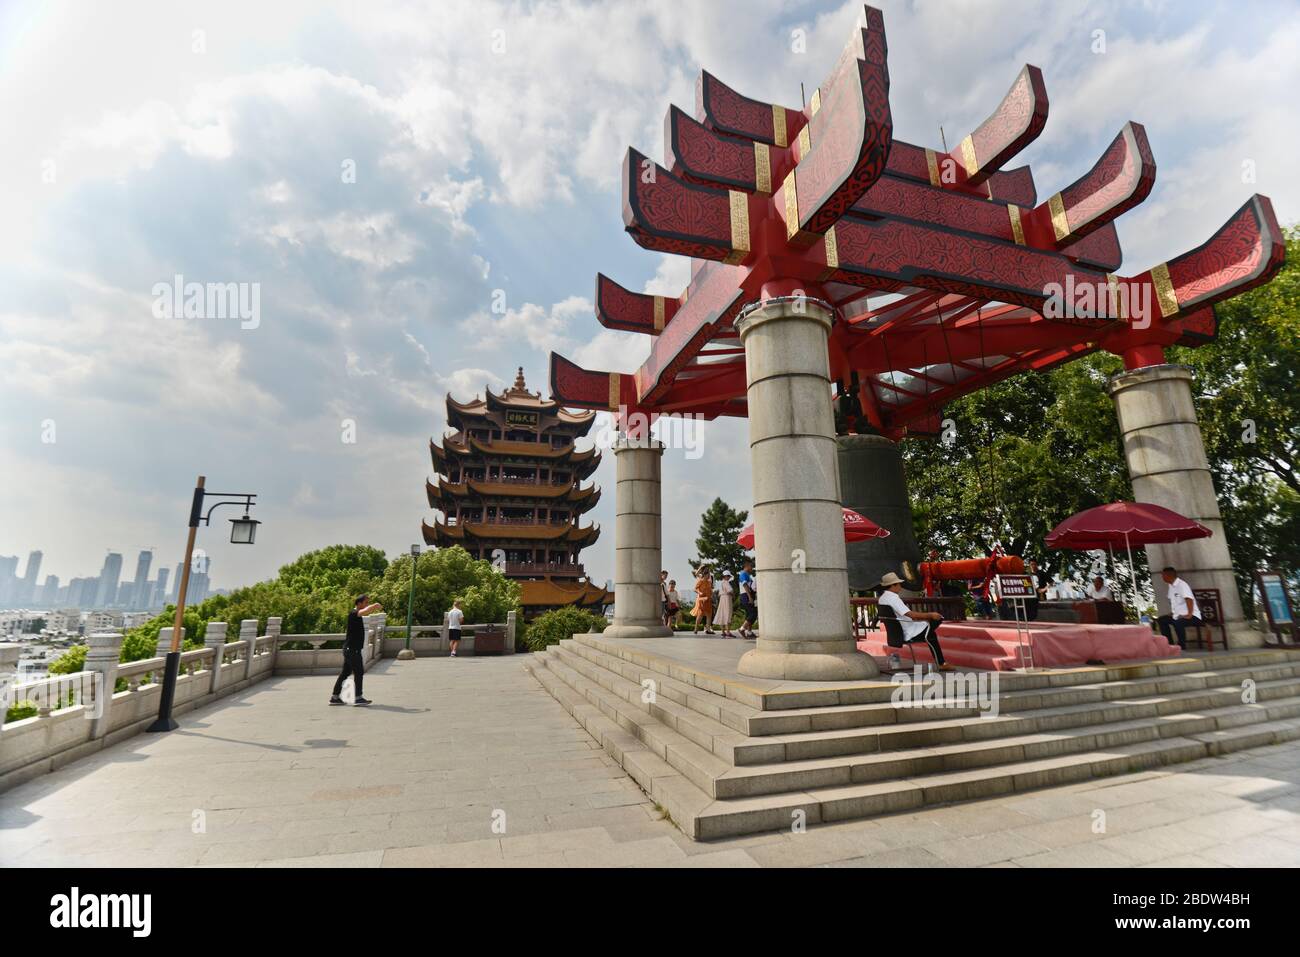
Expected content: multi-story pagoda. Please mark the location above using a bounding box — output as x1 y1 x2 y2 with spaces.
423 368 613 618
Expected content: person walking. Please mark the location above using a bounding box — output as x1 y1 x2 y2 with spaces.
738 560 758 639
714 571 736 636
330 594 382 706
447 599 465 657
692 565 715 635
665 579 681 631
660 570 671 628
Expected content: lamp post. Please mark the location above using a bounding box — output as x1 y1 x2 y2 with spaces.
146 475 260 733
398 544 420 661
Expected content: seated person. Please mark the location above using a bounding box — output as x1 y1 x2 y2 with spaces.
1085 576 1112 601
1157 566 1203 649
878 572 953 671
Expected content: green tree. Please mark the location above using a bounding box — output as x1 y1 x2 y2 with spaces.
276 544 388 594
1169 225 1300 610
903 358 1132 584
370 545 520 628
691 497 751 580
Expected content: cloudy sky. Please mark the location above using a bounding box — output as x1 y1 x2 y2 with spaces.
2 0 1296 592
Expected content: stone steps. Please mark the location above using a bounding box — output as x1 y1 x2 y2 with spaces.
558 636 1300 753
527 638 1300 840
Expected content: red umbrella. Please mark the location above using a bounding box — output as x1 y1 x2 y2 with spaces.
1045 502 1211 612
737 507 889 549
1045 502 1212 550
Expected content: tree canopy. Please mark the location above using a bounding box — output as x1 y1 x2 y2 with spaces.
691 497 751 580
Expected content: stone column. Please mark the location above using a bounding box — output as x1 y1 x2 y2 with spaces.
204 622 228 694
604 435 673 639
505 610 518 654
736 298 877 680
84 631 123 740
1109 363 1257 647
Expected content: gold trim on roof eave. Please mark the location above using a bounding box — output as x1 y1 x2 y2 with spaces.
925 148 940 187
797 125 811 162
726 190 750 264
1150 262 1179 318
959 135 978 179
772 104 787 148
1007 204 1025 245
782 170 800 239
1048 192 1070 242
753 141 771 194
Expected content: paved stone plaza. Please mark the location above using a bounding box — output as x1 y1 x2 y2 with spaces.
2 655 1299 867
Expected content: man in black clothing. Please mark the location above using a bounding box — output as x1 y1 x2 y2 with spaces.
331 594 383 706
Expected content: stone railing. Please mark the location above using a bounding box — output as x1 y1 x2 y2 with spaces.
0 610 516 792
379 610 517 657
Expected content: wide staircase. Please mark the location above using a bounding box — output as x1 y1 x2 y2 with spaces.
525 634 1300 840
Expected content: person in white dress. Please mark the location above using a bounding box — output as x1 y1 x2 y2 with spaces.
713 571 736 637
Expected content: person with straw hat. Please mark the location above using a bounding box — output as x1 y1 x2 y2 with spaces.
878 572 953 671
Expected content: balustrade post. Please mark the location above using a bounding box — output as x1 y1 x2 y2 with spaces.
205 622 228 694
368 613 387 664
85 631 124 740
157 627 184 682
266 617 282 670
505 610 518 655
0 645 21 728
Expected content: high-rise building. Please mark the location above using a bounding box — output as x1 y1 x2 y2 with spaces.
19 551 43 604
67 577 97 608
153 567 170 608
0 555 18 605
127 549 153 609
94 552 123 608
40 574 60 604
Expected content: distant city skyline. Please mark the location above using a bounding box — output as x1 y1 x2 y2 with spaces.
0 545 216 610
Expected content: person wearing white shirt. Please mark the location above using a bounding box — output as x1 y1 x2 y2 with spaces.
877 572 952 670
447 599 466 657
1157 566 1203 649
1085 576 1112 601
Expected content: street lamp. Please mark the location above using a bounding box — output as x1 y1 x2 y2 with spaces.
146 475 260 733
398 544 421 661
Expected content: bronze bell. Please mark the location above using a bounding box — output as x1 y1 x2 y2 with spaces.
836 434 923 592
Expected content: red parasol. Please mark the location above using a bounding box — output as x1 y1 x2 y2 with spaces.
1045 502 1212 550
737 507 889 549
1045 502 1212 613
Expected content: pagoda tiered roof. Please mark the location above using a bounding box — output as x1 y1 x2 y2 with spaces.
429 437 601 478
446 367 599 432
420 519 600 547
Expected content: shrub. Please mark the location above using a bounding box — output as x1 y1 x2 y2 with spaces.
524 607 608 652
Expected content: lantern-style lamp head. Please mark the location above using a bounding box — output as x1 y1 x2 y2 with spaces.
411 543 421 557
229 513 261 544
